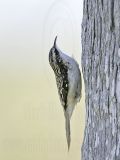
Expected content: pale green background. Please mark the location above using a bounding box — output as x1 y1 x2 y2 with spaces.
0 0 85 160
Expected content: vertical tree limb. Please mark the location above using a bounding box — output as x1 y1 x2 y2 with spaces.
81 0 120 159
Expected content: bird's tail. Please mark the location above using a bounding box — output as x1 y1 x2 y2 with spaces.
65 112 71 151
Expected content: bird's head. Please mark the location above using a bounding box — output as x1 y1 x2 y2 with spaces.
49 36 61 69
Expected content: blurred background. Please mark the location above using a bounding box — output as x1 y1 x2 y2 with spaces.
0 0 85 160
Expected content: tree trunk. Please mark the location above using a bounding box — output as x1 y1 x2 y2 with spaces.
81 0 120 159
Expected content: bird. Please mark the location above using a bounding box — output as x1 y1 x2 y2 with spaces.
49 36 82 150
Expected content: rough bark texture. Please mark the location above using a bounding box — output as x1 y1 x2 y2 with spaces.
81 0 120 159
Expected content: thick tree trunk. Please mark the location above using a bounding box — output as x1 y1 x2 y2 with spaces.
81 0 120 159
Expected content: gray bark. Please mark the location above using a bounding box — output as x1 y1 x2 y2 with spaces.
81 0 120 160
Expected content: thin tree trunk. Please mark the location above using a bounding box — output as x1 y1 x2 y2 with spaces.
81 0 120 159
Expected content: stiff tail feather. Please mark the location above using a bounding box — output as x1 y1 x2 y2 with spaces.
65 112 71 151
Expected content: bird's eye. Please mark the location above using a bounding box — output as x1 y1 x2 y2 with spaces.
52 48 55 53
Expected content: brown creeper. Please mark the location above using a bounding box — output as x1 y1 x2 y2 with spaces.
49 36 82 150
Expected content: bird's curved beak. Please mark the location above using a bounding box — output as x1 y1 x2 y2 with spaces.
53 36 57 48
